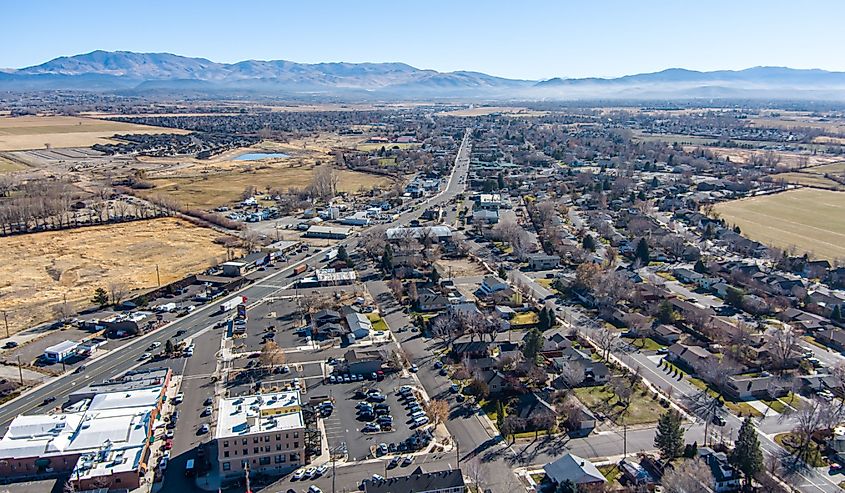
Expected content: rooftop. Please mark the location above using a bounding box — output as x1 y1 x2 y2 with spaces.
215 391 304 440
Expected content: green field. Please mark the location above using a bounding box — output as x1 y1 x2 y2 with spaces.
714 188 845 260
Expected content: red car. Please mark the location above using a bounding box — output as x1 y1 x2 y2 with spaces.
163 439 173 450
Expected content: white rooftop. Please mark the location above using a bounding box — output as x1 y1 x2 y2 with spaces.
315 269 357 283
216 391 304 440
44 340 80 354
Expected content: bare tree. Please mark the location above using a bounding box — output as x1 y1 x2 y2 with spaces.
108 282 128 305
425 399 449 426
309 165 339 200
259 341 286 372
662 458 714 493
593 326 619 361
766 324 799 373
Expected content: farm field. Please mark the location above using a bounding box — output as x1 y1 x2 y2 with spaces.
768 172 845 190
0 155 27 173
0 115 189 151
632 131 720 145
0 218 230 333
714 188 845 260
437 106 547 117
694 146 842 170
140 165 391 210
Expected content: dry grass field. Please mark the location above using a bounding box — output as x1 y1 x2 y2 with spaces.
714 189 845 260
0 218 230 332
0 115 189 151
685 146 842 170
0 155 27 173
768 172 845 190
141 165 391 209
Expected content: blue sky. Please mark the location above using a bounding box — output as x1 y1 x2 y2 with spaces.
4 0 844 79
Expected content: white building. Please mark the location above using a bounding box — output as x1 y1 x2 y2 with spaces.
215 391 307 479
43 340 80 363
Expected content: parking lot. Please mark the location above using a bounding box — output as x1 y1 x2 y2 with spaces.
321 371 430 460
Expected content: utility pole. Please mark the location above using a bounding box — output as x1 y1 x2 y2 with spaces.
2 310 8 338
155 264 161 287
456 439 460 465
623 422 628 457
16 356 23 385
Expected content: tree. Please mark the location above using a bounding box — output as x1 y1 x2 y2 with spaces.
593 326 619 361
656 300 676 324
661 458 714 493
654 409 685 460
832 304 842 321
164 339 175 356
429 266 441 284
467 377 489 399
309 165 339 200
725 286 745 309
730 417 763 487
108 282 128 305
531 411 557 438
522 328 543 363
500 415 524 443
380 244 394 272
538 308 550 332
92 287 109 307
259 341 286 371
555 479 578 493
765 324 798 372
635 238 650 264
425 399 449 426
582 234 596 252
337 245 349 263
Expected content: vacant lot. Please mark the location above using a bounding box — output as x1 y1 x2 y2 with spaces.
0 115 189 151
437 106 547 117
714 189 845 260
0 218 230 332
0 155 27 173
141 165 391 209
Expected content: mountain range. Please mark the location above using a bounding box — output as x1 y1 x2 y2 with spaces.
3 50 845 100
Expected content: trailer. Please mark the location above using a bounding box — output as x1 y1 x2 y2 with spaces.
219 296 247 313
154 302 177 313
323 249 339 262
292 264 307 275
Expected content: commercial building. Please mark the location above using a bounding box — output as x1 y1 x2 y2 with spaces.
364 466 466 493
215 391 307 480
304 225 353 239
0 369 170 490
43 340 81 363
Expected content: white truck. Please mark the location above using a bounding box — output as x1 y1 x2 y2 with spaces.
155 302 177 313
219 296 246 313
324 249 339 262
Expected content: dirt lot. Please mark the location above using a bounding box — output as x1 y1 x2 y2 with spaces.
0 115 189 151
0 218 231 332
435 258 488 277
714 188 845 260
437 106 547 117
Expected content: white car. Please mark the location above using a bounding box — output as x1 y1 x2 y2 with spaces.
173 393 184 404
140 352 151 360
292 469 306 480
304 467 317 478
314 464 328 476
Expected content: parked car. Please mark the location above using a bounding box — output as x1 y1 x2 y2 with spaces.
3 341 18 349
362 423 381 433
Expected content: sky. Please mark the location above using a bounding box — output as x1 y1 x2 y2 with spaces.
4 0 845 80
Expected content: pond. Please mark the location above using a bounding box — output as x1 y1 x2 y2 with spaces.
233 152 289 161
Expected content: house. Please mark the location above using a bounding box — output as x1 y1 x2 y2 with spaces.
652 324 682 345
342 348 384 375
724 375 788 401
674 268 703 284
619 458 654 486
417 288 450 312
477 276 509 297
312 309 342 326
472 209 499 224
364 466 466 493
479 370 508 395
540 330 573 357
345 311 373 340
667 343 716 373
452 340 492 360
526 254 560 271
552 348 610 387
544 453 606 486
563 399 596 437
514 392 558 424
817 328 845 351
698 447 742 492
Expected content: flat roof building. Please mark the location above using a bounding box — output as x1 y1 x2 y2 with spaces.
215 391 307 480
43 340 80 363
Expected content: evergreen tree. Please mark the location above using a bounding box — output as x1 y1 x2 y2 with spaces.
337 245 348 262
693 259 708 274
498 266 508 280
654 410 685 459
164 339 175 356
429 267 441 284
832 304 842 321
497 172 506 190
380 244 393 272
582 234 596 252
637 190 647 201
657 300 675 324
538 308 550 331
522 328 543 363
546 307 557 328
495 400 505 430
92 287 109 307
556 479 578 493
635 238 650 264
730 417 764 487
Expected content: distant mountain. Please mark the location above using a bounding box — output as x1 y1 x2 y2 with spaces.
6 50 845 100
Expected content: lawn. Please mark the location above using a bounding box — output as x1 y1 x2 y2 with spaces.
573 383 662 425
366 313 389 332
511 311 539 326
536 278 560 293
775 432 827 467
686 376 763 418
632 337 665 351
598 464 623 483
713 188 845 260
